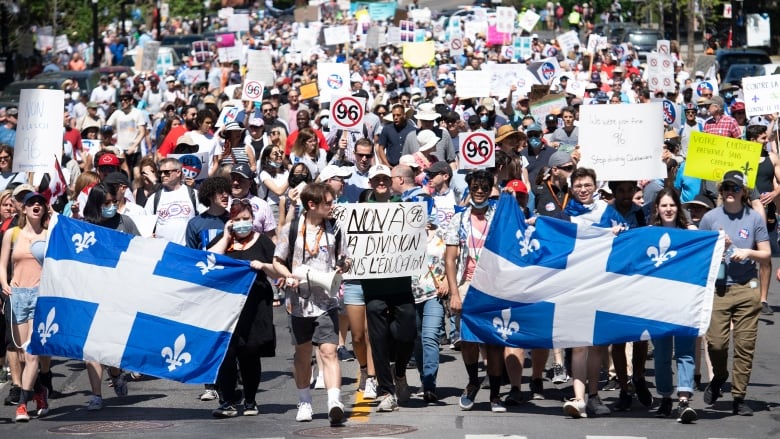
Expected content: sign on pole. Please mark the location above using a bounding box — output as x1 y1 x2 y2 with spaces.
169 151 211 181
684 131 762 187
459 131 496 170
577 102 667 181
333 202 428 280
317 62 350 103
14 89 64 172
742 74 780 117
329 95 366 132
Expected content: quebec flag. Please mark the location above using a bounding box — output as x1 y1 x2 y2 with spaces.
462 194 725 349
29 215 256 384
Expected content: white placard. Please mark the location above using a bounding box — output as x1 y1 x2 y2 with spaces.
496 6 516 34
449 30 464 57
463 20 487 43
529 94 568 123
518 10 540 33
14 89 65 173
365 27 380 50
218 7 234 19
459 131 495 170
586 34 599 54
577 102 667 181
54 35 69 53
215 105 241 128
141 41 160 72
227 14 250 32
456 70 491 99
656 39 671 55
323 25 350 46
241 79 265 102
386 26 401 45
746 14 771 47
317 62 350 103
329 95 366 132
217 45 242 63
180 68 206 85
742 74 780 118
565 79 588 98
489 63 530 98
646 53 676 93
557 31 580 56
333 202 428 280
246 49 275 91
125 213 157 237
169 151 211 181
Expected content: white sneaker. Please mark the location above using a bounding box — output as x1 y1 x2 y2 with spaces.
586 394 611 416
563 398 587 418
199 389 218 401
376 394 398 412
87 395 104 411
296 401 313 422
314 374 325 390
327 400 345 425
363 377 377 399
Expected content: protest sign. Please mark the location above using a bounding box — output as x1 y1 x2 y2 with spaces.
294 5 320 22
324 25 350 46
300 82 319 100
318 62 351 102
459 131 495 170
218 7 233 19
14 89 64 173
169 152 211 181
487 25 511 47
217 45 242 64
496 6 516 34
577 102 667 181
516 36 532 60
402 41 435 68
215 106 240 128
180 69 206 85
227 13 249 32
646 53 675 93
565 79 587 98
215 33 235 48
656 39 671 55
365 27 380 50
192 41 211 63
330 95 366 132
141 41 160 72
557 30 580 56
245 49 275 92
742 74 780 118
333 202 428 279
529 94 568 122
529 57 560 84
456 70 491 99
449 29 464 57
746 13 771 47
684 131 763 187
489 63 530 98
519 10 540 33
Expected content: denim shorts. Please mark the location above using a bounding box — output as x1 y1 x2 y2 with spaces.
342 281 365 306
10 287 39 324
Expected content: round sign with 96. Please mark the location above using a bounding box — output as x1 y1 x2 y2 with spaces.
459 131 495 169
330 95 365 131
242 80 264 101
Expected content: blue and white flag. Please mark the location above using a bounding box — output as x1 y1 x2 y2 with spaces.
462 194 724 349
29 216 256 384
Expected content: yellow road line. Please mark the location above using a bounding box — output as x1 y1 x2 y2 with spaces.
348 372 372 422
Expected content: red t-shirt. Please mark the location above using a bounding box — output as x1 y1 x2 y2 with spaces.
158 125 188 157
284 129 330 156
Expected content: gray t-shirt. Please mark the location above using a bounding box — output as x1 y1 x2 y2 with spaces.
699 205 768 285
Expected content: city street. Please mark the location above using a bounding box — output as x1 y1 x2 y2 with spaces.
1 259 779 438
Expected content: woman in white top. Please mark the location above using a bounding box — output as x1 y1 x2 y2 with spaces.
289 128 326 180
257 144 289 224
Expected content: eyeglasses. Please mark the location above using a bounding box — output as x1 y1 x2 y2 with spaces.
120 97 132 102
573 183 595 190
159 169 179 176
270 130 280 135
0 155 10 162
722 183 742 193
262 108 273 113
557 164 575 172
401 99 410 103
371 177 391 185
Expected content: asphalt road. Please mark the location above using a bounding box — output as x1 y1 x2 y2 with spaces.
1 258 779 438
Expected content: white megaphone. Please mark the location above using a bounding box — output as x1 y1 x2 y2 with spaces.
292 264 342 297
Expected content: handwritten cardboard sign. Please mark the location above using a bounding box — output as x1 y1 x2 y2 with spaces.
577 102 667 181
14 89 64 173
684 131 762 187
334 202 428 279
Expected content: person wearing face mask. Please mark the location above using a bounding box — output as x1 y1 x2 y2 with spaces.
79 183 139 411
719 83 740 116
521 122 556 186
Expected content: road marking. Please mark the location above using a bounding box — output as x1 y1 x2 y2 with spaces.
349 370 372 422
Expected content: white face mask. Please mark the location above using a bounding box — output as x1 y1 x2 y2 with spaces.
232 220 253 238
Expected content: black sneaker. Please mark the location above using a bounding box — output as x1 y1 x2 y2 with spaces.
614 390 633 412
602 377 620 391
530 378 545 400
422 390 439 403
633 378 653 407
4 385 20 406
212 401 241 418
655 397 673 418
703 376 726 405
337 345 355 362
761 301 774 315
733 397 753 416
694 374 702 390
677 399 697 423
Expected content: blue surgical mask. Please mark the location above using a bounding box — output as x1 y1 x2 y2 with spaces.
101 204 117 218
723 91 734 101
232 220 253 238
268 160 282 168
528 136 543 149
470 198 490 209
480 115 489 124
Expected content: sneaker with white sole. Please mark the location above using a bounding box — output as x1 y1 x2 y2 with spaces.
458 383 479 411
563 398 587 418
552 363 569 384
586 394 611 416
15 404 30 422
243 402 259 416
212 401 241 418
363 377 378 399
199 389 219 401
376 393 398 412
33 387 50 417
87 395 104 411
328 400 345 425
296 401 313 422
490 398 507 413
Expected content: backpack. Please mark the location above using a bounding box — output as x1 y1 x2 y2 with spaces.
284 215 341 271
152 185 197 214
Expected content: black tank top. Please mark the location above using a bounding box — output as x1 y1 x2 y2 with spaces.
755 153 774 194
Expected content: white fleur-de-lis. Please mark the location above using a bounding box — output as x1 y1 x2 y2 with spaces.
493 308 520 340
646 232 677 267
516 227 540 256
195 253 224 275
161 334 192 372
72 231 97 253
37 307 59 346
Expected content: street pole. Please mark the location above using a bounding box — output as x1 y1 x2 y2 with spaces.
120 1 127 37
92 0 99 67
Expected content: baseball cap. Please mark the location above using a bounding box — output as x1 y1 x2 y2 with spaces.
398 155 420 168
12 183 35 199
22 192 47 206
230 163 253 179
548 151 573 168
97 153 120 167
319 165 352 182
177 132 198 147
506 179 528 194
730 101 745 112
480 97 495 112
683 194 715 210
425 161 452 177
368 164 392 179
704 95 725 107
721 170 747 189
248 116 264 127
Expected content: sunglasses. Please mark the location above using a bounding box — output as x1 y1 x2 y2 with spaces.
470 184 491 193
685 110 697 114
722 183 742 193
159 169 179 176
557 164 575 172
356 153 373 158
231 198 252 208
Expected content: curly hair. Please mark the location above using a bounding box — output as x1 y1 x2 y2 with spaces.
197 176 231 207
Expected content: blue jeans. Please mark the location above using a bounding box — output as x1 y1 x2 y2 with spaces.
413 297 445 392
653 335 696 397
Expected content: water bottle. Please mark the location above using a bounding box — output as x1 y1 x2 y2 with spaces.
715 260 727 293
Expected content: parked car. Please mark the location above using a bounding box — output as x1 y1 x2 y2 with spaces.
715 48 772 82
0 76 71 109
723 64 766 87
622 28 663 60
33 69 102 93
